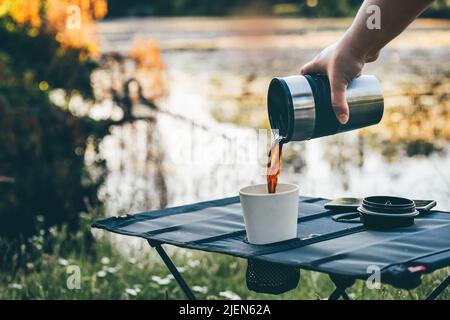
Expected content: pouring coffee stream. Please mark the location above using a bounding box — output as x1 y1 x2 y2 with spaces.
267 136 283 194
266 74 384 193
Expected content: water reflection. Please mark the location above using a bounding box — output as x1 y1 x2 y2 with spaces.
97 17 450 214
362 78 450 161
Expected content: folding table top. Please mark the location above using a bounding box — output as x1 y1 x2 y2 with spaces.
93 196 450 287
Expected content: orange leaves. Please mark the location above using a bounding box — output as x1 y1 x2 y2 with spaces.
130 37 165 71
129 37 167 100
0 0 42 27
47 0 108 56
0 0 108 56
91 0 107 19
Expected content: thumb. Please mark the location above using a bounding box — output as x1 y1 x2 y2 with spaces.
329 78 349 124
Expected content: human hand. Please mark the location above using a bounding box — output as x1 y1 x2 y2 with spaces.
300 40 378 124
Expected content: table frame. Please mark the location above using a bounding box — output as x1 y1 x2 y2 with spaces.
149 241 450 300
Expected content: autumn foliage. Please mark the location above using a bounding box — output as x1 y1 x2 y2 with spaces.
0 1 109 236
0 0 107 55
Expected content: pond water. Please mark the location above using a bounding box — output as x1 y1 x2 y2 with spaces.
96 17 450 218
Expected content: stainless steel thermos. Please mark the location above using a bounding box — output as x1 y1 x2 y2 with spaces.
267 74 384 143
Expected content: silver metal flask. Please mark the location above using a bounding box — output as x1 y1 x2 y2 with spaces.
267 74 384 142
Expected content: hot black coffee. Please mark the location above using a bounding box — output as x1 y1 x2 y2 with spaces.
267 137 283 194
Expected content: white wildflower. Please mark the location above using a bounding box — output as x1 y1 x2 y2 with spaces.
48 226 58 236
125 288 138 296
151 275 171 286
192 286 207 294
187 259 200 268
107 267 117 274
97 270 107 278
58 258 69 266
219 291 241 300
9 283 23 290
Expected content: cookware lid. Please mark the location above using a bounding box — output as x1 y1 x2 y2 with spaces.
361 196 416 215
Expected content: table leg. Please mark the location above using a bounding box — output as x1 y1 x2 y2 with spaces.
426 274 450 300
328 286 352 300
341 291 351 300
328 275 354 300
328 287 345 300
149 241 197 300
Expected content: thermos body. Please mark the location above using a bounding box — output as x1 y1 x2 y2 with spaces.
267 74 384 142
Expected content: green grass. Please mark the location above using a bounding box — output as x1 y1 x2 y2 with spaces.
0 214 448 300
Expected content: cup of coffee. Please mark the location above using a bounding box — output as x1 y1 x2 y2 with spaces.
239 183 299 245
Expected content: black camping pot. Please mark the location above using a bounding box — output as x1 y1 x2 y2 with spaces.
357 196 419 230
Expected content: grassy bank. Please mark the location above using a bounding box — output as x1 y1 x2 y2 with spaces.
0 214 448 300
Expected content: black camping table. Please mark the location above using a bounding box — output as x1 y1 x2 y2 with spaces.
92 196 450 300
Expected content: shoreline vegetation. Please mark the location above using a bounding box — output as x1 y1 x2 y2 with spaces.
105 0 450 19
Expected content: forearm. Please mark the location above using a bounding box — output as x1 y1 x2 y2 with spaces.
299 0 434 124
340 0 434 61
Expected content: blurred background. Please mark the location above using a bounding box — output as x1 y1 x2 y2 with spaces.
0 0 449 299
